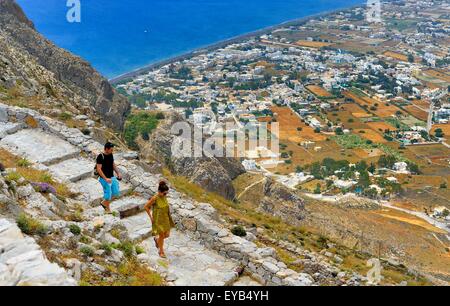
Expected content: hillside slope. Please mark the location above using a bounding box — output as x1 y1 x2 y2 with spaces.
0 0 130 130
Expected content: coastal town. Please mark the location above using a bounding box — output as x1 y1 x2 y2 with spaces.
0 0 450 287
115 0 449 223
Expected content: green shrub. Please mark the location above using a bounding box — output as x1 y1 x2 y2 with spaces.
80 246 94 257
17 158 31 168
118 241 135 258
231 226 247 237
135 245 145 255
5 172 21 183
69 224 81 235
39 173 53 183
100 243 113 255
16 214 48 236
123 112 160 149
79 235 91 244
59 112 72 121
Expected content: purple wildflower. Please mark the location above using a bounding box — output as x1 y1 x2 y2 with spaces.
31 182 57 194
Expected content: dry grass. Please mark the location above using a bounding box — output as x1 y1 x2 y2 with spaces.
376 209 446 234
80 258 164 286
163 168 325 252
0 148 75 199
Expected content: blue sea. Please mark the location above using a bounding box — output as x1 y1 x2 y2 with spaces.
17 0 363 78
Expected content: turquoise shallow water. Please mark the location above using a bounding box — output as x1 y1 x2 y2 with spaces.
17 0 362 78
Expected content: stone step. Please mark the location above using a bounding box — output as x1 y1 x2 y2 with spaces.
0 129 80 166
83 196 148 219
138 230 240 286
121 212 152 242
0 122 25 139
232 275 263 286
70 177 133 206
115 196 149 219
48 158 93 183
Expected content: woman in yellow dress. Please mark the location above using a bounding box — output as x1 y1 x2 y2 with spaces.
144 181 175 258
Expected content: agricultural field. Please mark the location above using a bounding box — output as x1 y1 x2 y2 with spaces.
400 115 426 127
431 124 450 142
415 70 450 88
332 134 404 161
411 99 430 109
343 89 403 118
306 85 333 98
423 69 450 83
366 121 398 133
340 103 372 119
403 105 428 121
354 129 388 144
272 138 368 175
295 40 332 48
383 51 409 62
271 106 326 142
326 109 368 130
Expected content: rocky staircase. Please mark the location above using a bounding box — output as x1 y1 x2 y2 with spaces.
0 104 313 287
0 116 250 286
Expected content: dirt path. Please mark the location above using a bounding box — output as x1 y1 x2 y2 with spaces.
236 177 266 200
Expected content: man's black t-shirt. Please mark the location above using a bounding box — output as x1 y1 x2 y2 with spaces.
96 153 114 178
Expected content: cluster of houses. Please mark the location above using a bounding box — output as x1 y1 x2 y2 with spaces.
116 0 449 198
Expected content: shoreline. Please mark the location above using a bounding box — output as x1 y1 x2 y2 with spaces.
109 2 364 84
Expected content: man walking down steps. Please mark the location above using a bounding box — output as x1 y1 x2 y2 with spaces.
96 142 122 213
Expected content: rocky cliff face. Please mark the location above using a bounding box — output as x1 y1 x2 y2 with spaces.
0 0 130 130
138 112 246 200
259 179 305 225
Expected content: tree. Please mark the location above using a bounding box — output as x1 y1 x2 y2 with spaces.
378 155 397 168
407 162 420 174
314 183 321 194
363 187 378 199
368 163 376 174
435 128 444 138
310 162 322 179
358 171 371 189
355 161 368 172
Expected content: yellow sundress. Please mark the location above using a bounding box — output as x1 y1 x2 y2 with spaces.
151 194 175 236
